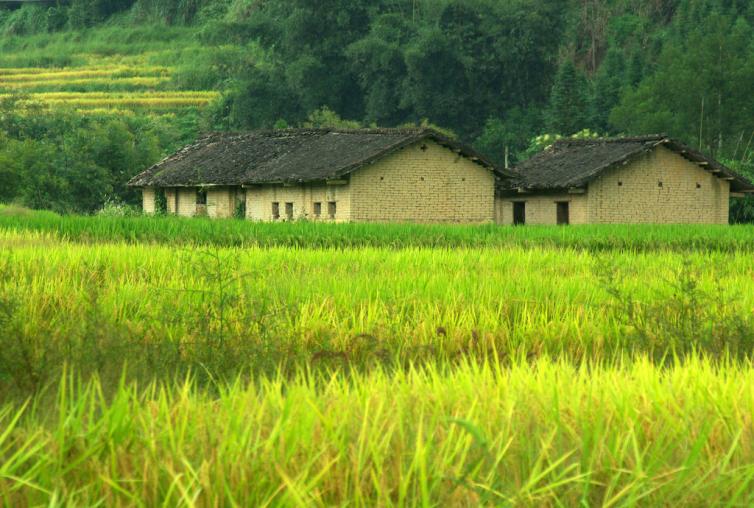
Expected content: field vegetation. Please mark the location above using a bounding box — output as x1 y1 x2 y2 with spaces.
3 207 754 252
1 219 754 504
0 52 220 112
2 359 754 505
2 0 754 503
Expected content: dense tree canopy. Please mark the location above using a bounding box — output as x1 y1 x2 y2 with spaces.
0 0 753 220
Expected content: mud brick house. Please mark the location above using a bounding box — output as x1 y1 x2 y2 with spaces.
128 128 505 223
496 135 754 225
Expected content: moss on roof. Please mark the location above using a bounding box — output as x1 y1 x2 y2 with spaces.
501 135 754 194
128 128 505 187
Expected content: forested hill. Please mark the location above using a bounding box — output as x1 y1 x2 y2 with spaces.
1 0 753 219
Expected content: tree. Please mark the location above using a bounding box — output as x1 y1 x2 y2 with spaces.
346 13 414 126
591 48 625 132
473 108 542 167
610 13 754 158
546 61 590 135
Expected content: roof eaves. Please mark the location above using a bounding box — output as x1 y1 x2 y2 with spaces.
662 139 754 192
511 139 663 191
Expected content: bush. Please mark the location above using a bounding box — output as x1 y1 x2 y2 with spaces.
96 197 141 217
0 4 48 36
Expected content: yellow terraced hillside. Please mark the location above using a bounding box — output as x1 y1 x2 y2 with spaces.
0 57 218 114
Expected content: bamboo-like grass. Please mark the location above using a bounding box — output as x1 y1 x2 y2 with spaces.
2 358 754 506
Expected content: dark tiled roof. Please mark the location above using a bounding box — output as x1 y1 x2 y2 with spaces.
128 128 506 187
501 135 754 193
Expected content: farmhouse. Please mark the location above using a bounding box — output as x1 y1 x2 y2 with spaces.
128 128 504 223
496 135 754 225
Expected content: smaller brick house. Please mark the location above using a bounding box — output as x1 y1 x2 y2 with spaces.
128 128 505 223
496 135 754 225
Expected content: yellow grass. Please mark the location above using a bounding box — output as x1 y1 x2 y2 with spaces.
0 91 219 109
0 59 215 113
0 76 170 89
0 66 169 80
22 91 218 99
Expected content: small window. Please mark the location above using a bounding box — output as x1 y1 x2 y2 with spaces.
658 181 663 188
313 202 322 218
556 201 570 225
513 202 525 225
272 202 280 220
328 201 337 219
196 189 207 205
696 183 702 189
618 181 623 187
285 202 294 220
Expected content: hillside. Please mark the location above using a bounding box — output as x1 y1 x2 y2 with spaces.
0 0 753 219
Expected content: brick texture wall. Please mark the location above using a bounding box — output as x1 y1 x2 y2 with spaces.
496 194 588 225
349 140 495 223
495 146 730 225
148 140 494 223
207 187 235 219
165 189 176 214
142 187 156 215
245 183 351 222
588 146 729 224
163 188 200 217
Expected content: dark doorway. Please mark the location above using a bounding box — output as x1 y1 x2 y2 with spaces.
556 201 570 225
513 202 526 225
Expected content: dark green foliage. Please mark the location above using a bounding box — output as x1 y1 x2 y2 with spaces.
610 12 754 157
0 4 48 35
726 160 754 223
591 49 625 132
155 188 167 214
346 13 414 126
2 0 754 221
0 99 193 213
547 61 590 136
473 109 541 167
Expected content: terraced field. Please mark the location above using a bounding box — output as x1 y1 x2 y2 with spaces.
0 55 219 114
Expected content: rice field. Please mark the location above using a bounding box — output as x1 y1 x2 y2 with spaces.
2 215 754 505
3 359 754 506
0 56 217 113
3 206 754 251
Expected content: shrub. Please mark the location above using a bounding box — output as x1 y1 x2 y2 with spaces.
96 197 140 217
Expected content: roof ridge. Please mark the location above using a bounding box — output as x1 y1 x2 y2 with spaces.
197 127 434 139
127 126 504 188
552 134 667 146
